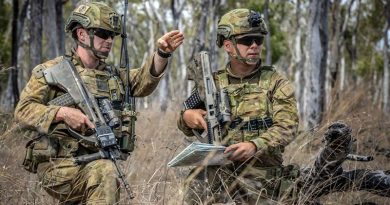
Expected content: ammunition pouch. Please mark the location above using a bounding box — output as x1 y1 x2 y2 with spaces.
119 110 137 153
22 135 59 173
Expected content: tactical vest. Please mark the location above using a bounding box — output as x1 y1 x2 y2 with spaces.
23 57 134 173
217 66 275 145
217 66 300 200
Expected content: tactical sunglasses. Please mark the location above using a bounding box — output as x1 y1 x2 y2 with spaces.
93 28 116 40
235 36 264 46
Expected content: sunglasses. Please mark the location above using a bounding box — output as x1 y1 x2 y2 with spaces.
235 36 264 46
93 29 116 40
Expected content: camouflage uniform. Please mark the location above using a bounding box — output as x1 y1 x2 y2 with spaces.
178 9 299 204
14 2 164 204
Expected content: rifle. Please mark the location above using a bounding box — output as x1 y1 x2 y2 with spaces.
184 51 231 145
44 58 135 200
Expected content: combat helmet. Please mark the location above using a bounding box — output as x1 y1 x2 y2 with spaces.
217 9 268 47
217 9 268 64
65 2 121 59
65 2 121 35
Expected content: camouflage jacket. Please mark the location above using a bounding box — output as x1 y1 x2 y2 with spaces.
15 51 164 135
178 63 299 166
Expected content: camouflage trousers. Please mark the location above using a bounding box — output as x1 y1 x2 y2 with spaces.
37 158 120 204
183 163 298 205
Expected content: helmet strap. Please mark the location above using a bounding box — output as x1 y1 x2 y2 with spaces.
230 37 261 65
75 29 108 60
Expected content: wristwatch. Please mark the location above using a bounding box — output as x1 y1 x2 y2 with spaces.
157 48 172 58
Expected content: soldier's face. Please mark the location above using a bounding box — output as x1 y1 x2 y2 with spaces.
224 34 263 65
235 35 263 64
92 29 114 57
77 28 113 58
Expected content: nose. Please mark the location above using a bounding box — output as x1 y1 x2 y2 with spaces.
250 41 259 48
106 36 114 42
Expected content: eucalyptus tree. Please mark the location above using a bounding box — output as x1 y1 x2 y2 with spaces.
302 0 328 130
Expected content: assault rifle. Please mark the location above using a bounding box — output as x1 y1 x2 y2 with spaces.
44 58 135 200
185 51 231 145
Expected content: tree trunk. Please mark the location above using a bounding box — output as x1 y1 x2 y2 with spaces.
55 0 65 55
209 0 220 72
263 0 272 65
326 0 354 107
29 0 43 75
189 0 209 60
383 1 390 113
325 0 341 108
44 0 59 59
293 0 305 121
302 0 328 130
11 0 19 105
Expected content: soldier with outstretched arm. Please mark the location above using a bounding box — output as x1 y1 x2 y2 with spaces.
14 2 183 204
177 9 299 204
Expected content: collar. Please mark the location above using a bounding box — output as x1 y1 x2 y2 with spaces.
225 61 261 79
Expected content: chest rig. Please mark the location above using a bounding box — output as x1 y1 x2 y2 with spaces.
79 65 124 108
217 66 275 144
46 58 135 153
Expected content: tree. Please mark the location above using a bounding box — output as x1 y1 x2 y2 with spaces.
44 0 59 60
302 0 328 129
383 0 390 112
11 0 19 105
29 0 43 74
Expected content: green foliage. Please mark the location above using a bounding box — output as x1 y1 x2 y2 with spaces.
356 52 384 77
246 0 289 63
343 0 386 78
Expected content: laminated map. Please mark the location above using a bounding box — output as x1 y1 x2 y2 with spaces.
168 142 232 167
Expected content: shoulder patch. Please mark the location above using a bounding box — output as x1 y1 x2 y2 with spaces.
32 65 45 79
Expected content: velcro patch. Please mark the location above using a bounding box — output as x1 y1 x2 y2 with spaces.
75 5 90 14
32 65 45 79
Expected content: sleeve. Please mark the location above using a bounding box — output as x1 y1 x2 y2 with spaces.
177 110 195 136
250 73 299 151
14 66 61 134
119 53 166 97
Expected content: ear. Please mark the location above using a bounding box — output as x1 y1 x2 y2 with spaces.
76 28 86 41
223 40 233 53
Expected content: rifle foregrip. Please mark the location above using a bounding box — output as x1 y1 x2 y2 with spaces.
48 93 75 106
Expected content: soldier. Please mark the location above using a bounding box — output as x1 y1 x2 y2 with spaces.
14 2 183 204
177 9 299 204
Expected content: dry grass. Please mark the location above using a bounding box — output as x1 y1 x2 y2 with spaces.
0 82 389 204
